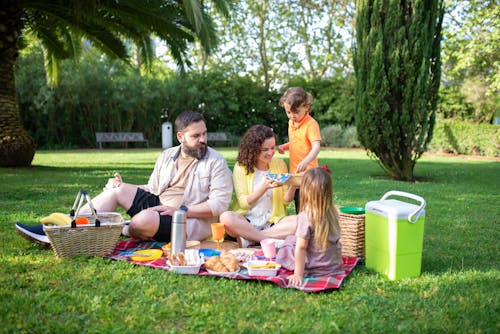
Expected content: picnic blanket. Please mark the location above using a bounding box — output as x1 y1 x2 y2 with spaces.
104 238 359 293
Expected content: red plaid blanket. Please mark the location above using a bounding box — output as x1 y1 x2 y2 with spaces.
104 239 359 293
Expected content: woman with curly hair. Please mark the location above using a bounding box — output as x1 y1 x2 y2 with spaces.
220 125 298 247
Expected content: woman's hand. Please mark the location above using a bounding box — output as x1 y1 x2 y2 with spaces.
287 274 303 287
262 177 282 189
104 172 123 191
247 178 282 207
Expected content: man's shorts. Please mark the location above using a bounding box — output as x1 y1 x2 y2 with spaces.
126 188 172 242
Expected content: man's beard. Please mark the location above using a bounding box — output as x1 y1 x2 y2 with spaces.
182 142 207 159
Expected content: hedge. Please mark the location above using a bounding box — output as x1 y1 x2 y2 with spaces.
428 120 500 156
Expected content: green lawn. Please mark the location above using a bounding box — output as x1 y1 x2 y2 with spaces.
1 149 498 333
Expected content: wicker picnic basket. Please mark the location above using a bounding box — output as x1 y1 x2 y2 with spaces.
336 206 365 259
43 190 124 258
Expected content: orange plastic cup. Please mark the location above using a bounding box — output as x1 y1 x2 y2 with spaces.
211 222 225 242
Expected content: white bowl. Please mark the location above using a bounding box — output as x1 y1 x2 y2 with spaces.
168 249 203 274
244 260 281 277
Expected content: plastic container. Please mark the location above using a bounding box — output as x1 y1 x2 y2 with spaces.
244 260 281 277
199 248 221 257
168 263 202 274
168 249 203 274
365 191 426 280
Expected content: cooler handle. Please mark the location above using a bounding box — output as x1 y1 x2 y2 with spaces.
380 190 426 223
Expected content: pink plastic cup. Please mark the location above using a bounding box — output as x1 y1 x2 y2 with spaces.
260 239 277 259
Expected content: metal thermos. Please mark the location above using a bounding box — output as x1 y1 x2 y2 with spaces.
171 209 187 255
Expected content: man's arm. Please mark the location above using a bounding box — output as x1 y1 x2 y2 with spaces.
152 202 214 219
204 156 233 216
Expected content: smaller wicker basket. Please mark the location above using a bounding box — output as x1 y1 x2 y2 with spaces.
336 206 365 259
43 190 124 258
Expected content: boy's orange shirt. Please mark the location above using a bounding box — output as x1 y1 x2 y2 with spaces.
288 114 321 173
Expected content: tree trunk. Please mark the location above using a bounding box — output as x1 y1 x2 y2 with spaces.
257 0 270 91
0 4 36 167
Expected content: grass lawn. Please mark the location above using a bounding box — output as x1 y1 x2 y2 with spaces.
0 148 498 333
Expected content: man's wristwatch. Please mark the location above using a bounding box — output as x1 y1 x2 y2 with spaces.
180 205 188 212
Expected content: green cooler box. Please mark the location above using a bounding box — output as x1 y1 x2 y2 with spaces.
365 191 426 280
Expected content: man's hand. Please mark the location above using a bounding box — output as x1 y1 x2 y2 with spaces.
150 205 177 216
104 172 123 191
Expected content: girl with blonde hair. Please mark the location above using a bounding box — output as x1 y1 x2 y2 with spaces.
276 167 343 286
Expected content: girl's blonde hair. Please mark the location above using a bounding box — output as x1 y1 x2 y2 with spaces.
299 167 339 250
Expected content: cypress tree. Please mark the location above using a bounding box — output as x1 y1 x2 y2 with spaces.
354 0 444 181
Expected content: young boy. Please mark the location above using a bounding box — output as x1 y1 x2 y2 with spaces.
278 87 321 213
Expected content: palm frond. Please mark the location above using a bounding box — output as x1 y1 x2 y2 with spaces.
17 0 230 83
42 48 59 88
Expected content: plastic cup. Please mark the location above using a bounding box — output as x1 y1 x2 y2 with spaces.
211 223 225 249
211 223 225 240
260 239 276 259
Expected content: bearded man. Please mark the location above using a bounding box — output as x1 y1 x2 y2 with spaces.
16 111 233 244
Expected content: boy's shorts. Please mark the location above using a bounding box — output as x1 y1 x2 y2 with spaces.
126 188 172 242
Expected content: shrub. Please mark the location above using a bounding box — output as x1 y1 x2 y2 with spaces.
321 125 361 148
428 120 500 156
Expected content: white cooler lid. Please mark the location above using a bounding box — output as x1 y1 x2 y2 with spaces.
365 199 425 220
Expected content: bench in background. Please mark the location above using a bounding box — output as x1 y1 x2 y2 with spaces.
95 132 149 149
207 132 233 147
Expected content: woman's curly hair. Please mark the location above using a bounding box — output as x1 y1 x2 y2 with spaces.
237 125 275 174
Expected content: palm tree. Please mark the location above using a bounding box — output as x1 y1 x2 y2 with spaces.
0 0 230 167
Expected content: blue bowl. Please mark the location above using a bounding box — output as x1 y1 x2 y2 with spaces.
199 248 221 257
266 173 292 183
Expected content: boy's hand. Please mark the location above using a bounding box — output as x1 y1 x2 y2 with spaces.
278 145 285 154
295 161 308 173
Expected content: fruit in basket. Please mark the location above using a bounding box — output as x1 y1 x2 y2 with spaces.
40 212 72 226
75 217 90 225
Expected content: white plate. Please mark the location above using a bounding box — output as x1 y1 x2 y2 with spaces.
205 268 240 276
229 248 257 263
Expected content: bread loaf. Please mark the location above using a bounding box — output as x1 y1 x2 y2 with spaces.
203 251 239 272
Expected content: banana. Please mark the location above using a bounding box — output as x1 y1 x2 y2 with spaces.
40 212 72 226
40 215 66 226
48 212 72 225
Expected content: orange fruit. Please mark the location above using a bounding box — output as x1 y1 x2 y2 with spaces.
75 217 90 225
